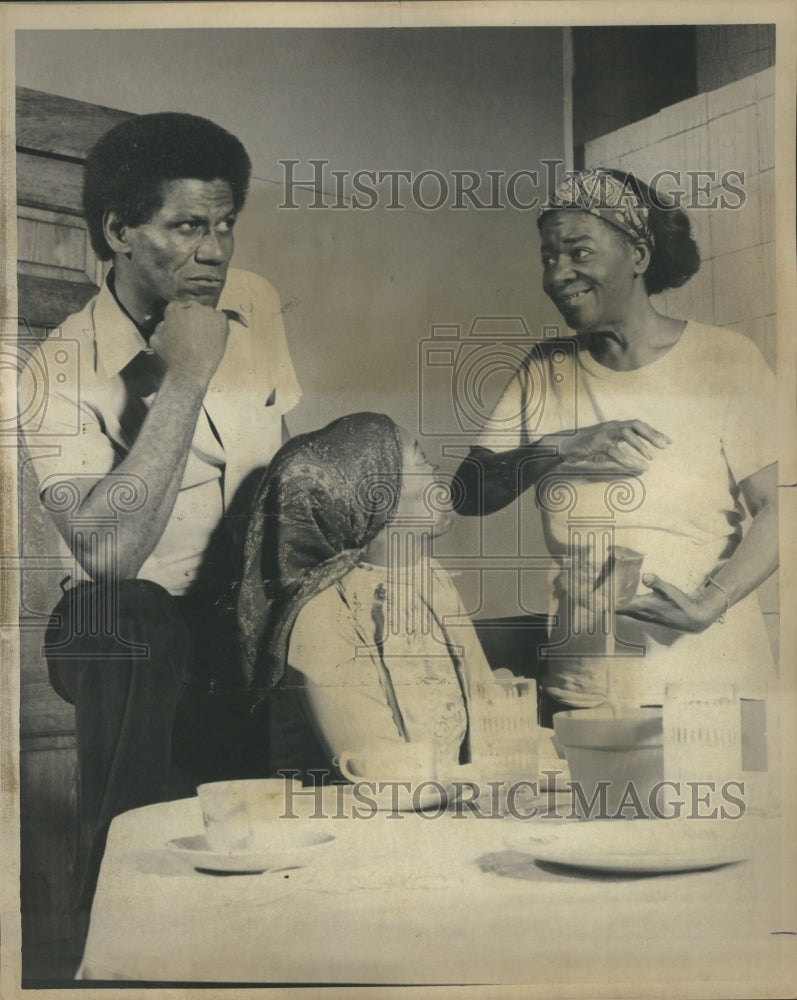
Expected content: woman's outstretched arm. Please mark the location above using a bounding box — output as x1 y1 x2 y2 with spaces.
454 419 671 516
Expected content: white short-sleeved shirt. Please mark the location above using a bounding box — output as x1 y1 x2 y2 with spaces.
477 322 777 704
22 269 301 596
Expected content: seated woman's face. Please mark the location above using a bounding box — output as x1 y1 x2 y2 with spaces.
391 427 454 537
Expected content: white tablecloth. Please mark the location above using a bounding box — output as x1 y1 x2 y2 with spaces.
77 795 790 992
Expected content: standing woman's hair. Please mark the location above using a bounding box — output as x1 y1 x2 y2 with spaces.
609 169 701 295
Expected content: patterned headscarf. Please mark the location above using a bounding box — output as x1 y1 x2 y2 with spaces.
238 412 403 692
538 168 653 247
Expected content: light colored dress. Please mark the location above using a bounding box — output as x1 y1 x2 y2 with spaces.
270 559 495 777
478 321 777 706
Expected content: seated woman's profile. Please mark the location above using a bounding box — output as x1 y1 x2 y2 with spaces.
238 412 497 782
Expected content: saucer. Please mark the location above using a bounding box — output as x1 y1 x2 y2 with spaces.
167 829 335 874
506 819 753 874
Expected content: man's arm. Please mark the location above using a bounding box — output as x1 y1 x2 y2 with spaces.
44 300 229 582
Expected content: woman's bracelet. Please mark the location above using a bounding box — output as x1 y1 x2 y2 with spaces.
704 576 730 624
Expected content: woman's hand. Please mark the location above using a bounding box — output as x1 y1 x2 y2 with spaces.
617 465 778 635
617 572 725 633
552 420 671 474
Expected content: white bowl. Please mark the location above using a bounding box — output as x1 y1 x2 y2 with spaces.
553 706 663 817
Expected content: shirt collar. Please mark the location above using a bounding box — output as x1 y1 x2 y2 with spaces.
93 271 249 380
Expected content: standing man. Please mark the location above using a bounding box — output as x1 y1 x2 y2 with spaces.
21 112 301 906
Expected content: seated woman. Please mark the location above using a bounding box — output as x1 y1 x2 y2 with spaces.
237 412 496 782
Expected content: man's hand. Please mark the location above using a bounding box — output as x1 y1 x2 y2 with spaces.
554 420 671 474
616 572 724 633
151 299 229 387
54 300 230 581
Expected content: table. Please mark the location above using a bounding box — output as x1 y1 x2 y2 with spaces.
76 789 792 992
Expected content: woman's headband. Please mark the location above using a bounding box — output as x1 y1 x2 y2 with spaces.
538 169 653 247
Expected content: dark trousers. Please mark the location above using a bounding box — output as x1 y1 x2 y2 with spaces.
45 579 268 909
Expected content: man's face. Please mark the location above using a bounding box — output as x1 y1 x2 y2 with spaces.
120 177 236 315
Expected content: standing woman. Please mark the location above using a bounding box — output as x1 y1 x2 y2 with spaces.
456 168 778 716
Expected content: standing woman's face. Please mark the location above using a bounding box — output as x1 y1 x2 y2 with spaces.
539 211 644 333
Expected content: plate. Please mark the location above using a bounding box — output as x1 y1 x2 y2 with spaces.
166 829 335 874
506 819 753 874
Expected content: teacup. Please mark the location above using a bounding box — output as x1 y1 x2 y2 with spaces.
569 544 644 610
607 546 645 608
197 777 298 853
335 740 443 785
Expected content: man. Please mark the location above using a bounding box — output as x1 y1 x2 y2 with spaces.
21 112 301 906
